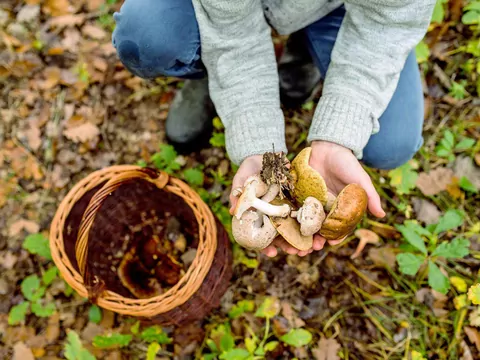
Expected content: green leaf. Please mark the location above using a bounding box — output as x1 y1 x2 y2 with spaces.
455 138 476 151
206 339 219 353
431 238 470 259
280 328 313 347
8 302 30 325
150 144 181 174
64 330 96 360
130 321 140 335
31 301 56 317
228 300 255 319
255 297 280 319
42 266 58 286
302 101 315 111
462 10 480 24
213 116 224 130
93 333 132 349
404 220 432 237
434 209 465 234
245 337 257 353
431 0 448 23
88 305 102 324
428 261 450 294
396 225 428 255
219 348 251 360
264 341 279 352
435 147 451 158
182 168 204 187
468 283 480 305
443 130 455 148
140 326 172 344
415 40 430 63
64 282 74 297
450 81 467 100
396 253 425 276
220 332 235 352
21 275 41 301
146 342 161 360
388 162 418 195
210 132 226 148
465 2 480 11
459 176 478 193
23 233 52 260
466 39 480 57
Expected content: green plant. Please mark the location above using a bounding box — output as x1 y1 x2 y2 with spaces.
8 265 59 325
396 210 470 294
150 144 182 174
435 130 476 161
64 330 96 360
462 1 480 25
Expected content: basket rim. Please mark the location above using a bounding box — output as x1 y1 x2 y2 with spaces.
49 165 218 316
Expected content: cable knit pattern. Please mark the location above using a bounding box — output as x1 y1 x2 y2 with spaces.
192 0 436 165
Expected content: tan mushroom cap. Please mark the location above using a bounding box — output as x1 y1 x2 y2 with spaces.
319 183 368 241
290 147 328 205
269 198 313 251
295 196 326 236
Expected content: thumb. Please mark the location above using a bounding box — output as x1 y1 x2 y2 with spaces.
359 175 385 218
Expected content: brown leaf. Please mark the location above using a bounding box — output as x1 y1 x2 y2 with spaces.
45 313 60 343
82 24 107 40
412 197 441 225
13 342 35 360
17 5 40 23
368 247 397 269
40 66 61 90
416 167 454 196
81 322 103 342
446 177 464 200
465 326 480 352
312 335 341 360
43 0 72 17
63 122 100 143
92 57 108 72
0 251 18 270
281 302 305 328
24 125 41 151
48 13 85 28
9 219 40 236
475 153 480 167
86 0 105 11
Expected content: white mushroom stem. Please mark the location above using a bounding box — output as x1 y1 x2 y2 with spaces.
234 181 290 219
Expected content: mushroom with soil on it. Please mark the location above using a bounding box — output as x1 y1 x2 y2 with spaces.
233 175 291 220
318 183 368 241
290 196 326 237
232 209 278 250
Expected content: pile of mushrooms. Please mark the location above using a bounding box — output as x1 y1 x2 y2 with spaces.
231 147 368 252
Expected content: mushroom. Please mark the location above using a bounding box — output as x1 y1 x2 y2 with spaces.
319 183 368 241
290 147 329 206
233 176 290 219
269 198 313 251
232 209 278 250
118 247 163 299
325 192 336 213
350 229 381 259
291 197 326 236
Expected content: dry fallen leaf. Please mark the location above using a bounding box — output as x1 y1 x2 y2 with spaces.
43 0 72 17
464 326 480 352
13 342 35 360
454 156 480 189
416 167 454 196
475 153 480 167
281 301 305 328
368 247 397 269
63 122 100 143
9 219 40 236
46 313 60 343
82 24 107 40
412 197 441 225
312 335 341 360
446 177 464 199
17 5 40 23
0 251 18 270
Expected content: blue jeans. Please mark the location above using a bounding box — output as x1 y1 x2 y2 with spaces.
112 1 424 170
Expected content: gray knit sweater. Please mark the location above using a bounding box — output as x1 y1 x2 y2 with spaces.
191 0 436 165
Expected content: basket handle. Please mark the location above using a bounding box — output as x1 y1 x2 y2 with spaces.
75 168 169 277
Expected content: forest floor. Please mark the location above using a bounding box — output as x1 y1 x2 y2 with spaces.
1 1 480 360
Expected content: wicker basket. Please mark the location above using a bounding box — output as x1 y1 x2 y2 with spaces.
49 165 233 326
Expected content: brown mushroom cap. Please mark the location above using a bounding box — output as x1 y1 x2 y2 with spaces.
269 198 313 251
290 147 328 205
319 184 368 240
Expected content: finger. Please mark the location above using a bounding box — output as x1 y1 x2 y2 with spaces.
262 245 278 257
313 235 326 250
297 250 310 257
359 174 386 218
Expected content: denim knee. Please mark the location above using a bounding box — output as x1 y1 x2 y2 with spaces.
362 136 423 170
112 0 205 79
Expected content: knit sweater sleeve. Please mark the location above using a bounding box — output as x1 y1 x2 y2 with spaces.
191 0 287 165
307 0 436 159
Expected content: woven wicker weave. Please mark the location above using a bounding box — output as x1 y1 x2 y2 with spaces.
49 165 233 326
